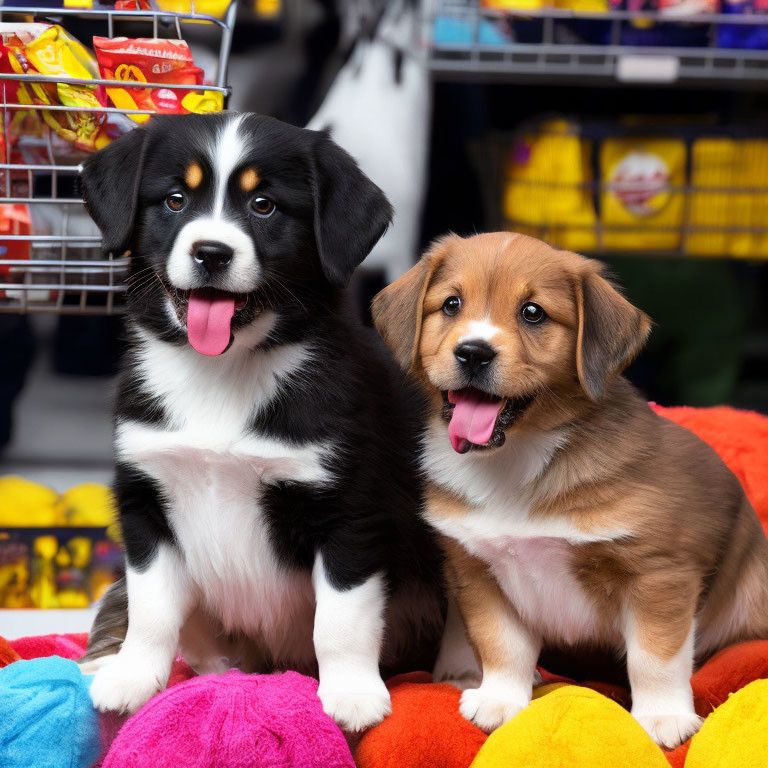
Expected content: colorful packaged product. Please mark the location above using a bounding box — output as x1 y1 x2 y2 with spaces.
0 204 31 301
611 0 711 46
503 120 597 252
93 37 223 123
688 138 768 258
600 137 686 251
717 0 768 49
0 23 110 151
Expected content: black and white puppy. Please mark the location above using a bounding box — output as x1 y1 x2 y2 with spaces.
78 112 444 731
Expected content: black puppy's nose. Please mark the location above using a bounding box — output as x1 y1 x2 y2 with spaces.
192 241 234 272
454 340 497 375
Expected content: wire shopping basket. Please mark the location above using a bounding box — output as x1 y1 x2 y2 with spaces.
0 2 237 315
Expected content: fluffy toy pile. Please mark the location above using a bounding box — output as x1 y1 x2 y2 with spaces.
1 404 767 768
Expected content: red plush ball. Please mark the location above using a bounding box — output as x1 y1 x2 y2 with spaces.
692 640 768 715
11 632 88 661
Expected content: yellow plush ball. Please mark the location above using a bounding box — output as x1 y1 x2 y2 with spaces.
470 686 669 768
686 679 768 768
62 483 117 527
0 476 67 527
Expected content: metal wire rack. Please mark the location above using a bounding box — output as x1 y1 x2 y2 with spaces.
426 1 768 87
491 120 768 258
0 2 237 315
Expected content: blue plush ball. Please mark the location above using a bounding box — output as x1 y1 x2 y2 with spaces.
0 656 100 768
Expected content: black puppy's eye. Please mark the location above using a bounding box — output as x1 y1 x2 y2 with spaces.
250 197 276 218
442 296 461 316
165 193 186 212
521 302 546 324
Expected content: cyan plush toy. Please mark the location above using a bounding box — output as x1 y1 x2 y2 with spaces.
0 656 99 768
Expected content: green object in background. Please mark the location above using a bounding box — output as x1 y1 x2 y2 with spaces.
604 257 745 408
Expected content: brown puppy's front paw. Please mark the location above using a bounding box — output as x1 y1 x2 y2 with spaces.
634 712 703 749
459 685 529 732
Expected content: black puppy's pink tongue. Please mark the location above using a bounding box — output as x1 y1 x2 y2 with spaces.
187 288 235 356
448 390 505 454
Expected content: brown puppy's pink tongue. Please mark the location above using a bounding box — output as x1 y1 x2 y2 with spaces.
187 288 235 356
448 390 505 454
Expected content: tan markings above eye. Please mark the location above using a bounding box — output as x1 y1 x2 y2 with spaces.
185 162 203 190
239 167 260 193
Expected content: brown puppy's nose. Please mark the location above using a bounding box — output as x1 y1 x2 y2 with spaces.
454 340 496 376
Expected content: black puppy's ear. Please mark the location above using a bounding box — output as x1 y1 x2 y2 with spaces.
309 131 393 288
575 264 652 402
80 127 148 256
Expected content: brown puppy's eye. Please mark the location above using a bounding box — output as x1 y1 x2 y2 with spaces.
165 192 186 212
521 302 546 324
250 196 276 218
442 296 461 316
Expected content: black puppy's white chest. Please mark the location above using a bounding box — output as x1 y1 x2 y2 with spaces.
116 331 332 647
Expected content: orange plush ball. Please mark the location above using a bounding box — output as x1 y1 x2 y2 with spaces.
356 677 487 768
0 635 20 668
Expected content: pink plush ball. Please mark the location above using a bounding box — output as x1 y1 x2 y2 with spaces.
101 670 355 768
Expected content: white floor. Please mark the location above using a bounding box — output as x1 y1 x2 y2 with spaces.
1 609 97 639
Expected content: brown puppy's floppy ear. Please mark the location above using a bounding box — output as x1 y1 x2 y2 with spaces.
575 264 651 402
372 235 454 372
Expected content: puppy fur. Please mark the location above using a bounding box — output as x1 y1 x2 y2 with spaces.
78 113 444 731
372 231 768 748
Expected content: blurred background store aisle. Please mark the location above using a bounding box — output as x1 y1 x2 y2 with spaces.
2 0 768 636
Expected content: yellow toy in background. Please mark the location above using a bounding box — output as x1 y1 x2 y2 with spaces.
503 119 597 252
600 136 686 251
0 476 123 609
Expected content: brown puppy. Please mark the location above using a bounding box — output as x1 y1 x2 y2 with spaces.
373 232 768 749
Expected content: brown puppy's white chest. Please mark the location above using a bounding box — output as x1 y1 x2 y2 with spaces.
422 417 626 647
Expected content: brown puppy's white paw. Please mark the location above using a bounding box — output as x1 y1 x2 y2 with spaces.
459 686 529 733
635 712 703 749
318 678 392 732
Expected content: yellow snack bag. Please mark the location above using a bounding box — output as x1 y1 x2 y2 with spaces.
600 137 686 251
8 25 105 150
504 120 597 251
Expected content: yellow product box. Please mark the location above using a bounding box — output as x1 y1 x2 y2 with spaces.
482 0 548 10
552 0 609 10
600 137 686 251
503 120 597 252
688 138 768 260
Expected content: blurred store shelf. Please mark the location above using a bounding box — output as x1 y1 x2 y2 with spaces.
426 3 768 88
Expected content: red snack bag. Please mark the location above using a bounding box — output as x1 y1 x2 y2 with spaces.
0 204 31 300
93 37 223 123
